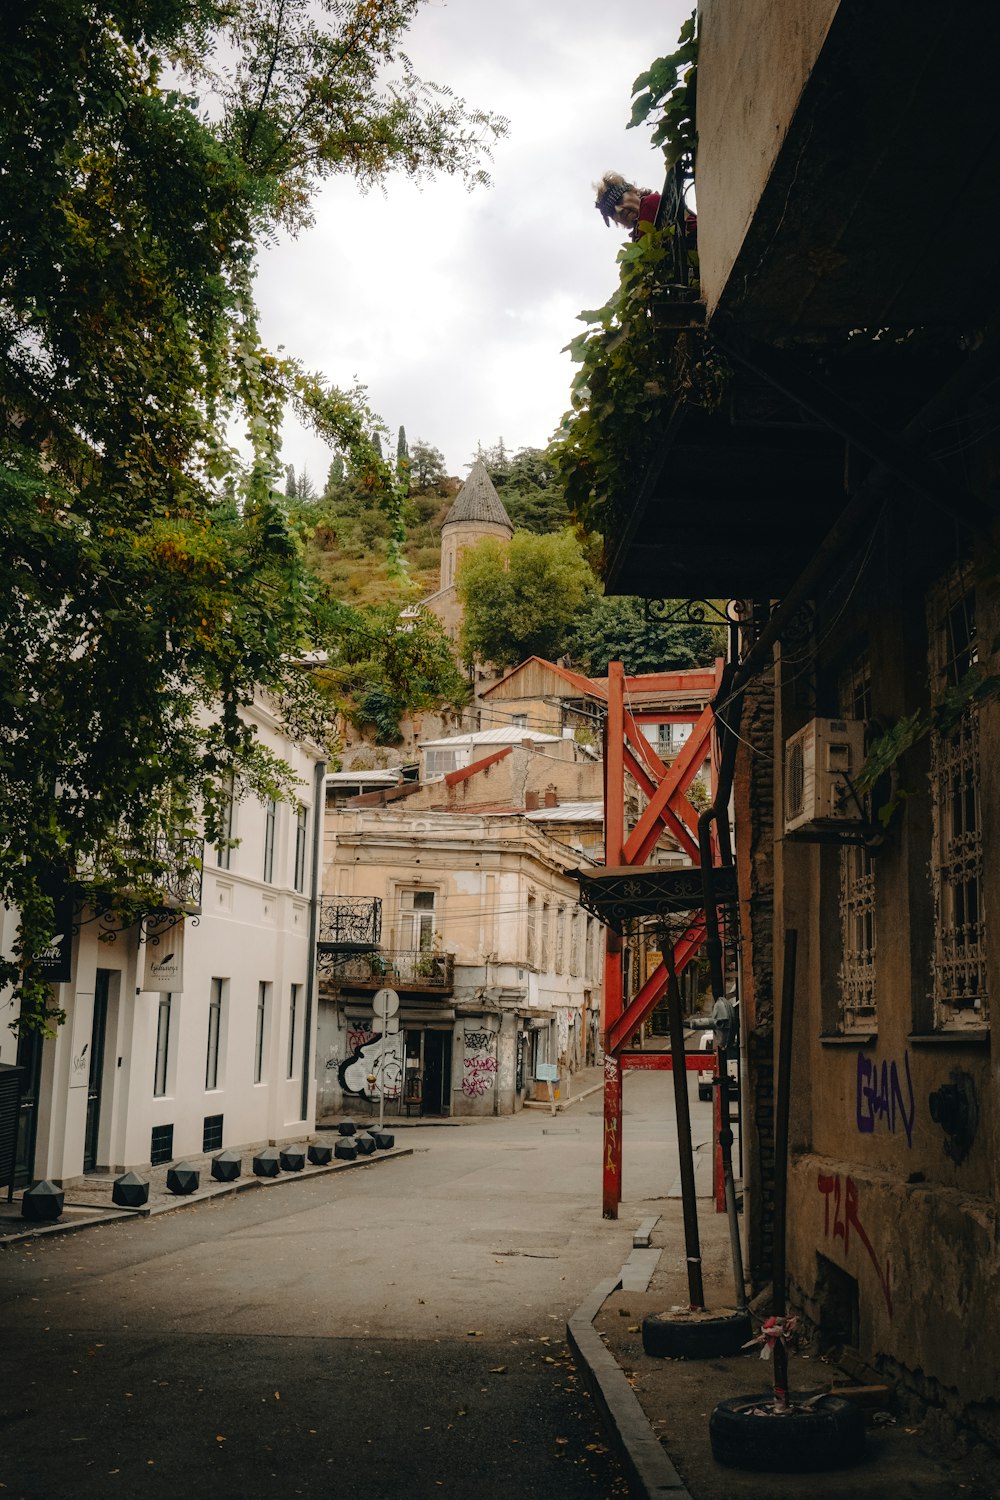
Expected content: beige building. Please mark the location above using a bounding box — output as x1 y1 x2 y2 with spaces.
316 791 604 1121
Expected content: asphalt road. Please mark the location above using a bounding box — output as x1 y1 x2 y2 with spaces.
1 1072 706 1499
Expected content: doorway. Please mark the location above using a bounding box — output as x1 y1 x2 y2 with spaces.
14 1026 44 1187
83 970 111 1172
422 1030 452 1116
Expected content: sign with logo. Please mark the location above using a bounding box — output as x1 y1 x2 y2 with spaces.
142 918 185 993
32 891 74 985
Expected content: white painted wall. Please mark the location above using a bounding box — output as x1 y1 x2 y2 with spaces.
2 701 324 1183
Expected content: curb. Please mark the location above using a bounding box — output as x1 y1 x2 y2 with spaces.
567 1276 693 1500
0 1145 412 1247
523 1080 605 1114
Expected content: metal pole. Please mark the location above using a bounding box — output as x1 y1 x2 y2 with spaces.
665 945 704 1309
378 997 386 1133
772 928 798 1317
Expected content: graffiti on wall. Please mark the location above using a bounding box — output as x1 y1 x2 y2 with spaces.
856 1049 914 1147
339 1033 402 1099
817 1171 892 1316
462 1028 498 1098
604 1054 619 1177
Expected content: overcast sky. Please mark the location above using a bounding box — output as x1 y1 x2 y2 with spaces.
253 0 693 486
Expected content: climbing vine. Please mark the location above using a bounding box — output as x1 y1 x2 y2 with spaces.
629 9 698 170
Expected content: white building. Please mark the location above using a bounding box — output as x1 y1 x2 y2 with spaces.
0 698 324 1185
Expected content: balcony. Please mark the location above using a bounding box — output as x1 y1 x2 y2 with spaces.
320 948 455 996
317 896 382 951
78 834 205 915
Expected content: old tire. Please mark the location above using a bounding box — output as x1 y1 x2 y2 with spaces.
709 1392 865 1472
642 1308 752 1359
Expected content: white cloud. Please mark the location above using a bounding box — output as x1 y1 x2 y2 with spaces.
253 0 693 481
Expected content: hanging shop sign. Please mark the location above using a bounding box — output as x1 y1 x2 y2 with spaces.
31 891 75 985
142 917 185 993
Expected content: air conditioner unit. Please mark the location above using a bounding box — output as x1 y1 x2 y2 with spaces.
784 717 866 834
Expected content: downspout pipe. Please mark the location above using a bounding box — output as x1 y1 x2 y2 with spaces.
301 758 326 1124
699 668 747 1310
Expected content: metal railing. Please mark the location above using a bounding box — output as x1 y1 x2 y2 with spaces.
319 948 455 992
317 895 382 950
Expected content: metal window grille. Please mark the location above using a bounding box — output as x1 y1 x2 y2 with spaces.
150 1123 174 1165
263 798 277 884
206 977 223 1090
153 993 172 1097
254 982 269 1084
837 654 876 1030
202 1113 224 1153
928 566 987 1027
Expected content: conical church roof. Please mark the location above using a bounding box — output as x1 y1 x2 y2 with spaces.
442 458 514 531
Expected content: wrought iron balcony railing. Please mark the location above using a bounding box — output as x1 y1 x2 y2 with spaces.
318 947 454 993
317 896 382 951
78 835 205 915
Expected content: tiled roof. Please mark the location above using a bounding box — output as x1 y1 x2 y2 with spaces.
442 459 514 530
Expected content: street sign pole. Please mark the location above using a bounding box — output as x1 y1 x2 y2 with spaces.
373 988 400 1130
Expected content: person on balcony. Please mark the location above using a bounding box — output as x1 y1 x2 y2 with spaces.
594 171 660 240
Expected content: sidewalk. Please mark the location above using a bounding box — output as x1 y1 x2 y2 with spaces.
568 1188 1000 1499
0 1135 410 1247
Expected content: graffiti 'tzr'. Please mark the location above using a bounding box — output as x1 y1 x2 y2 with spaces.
818 1171 892 1316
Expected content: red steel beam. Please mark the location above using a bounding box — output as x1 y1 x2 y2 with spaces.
623 703 716 866
607 916 707 1055
619 1051 706 1070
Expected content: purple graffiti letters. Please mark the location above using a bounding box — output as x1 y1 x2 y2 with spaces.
856 1048 914 1147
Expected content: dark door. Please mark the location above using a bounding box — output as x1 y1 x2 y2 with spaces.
14 1027 43 1187
83 971 110 1172
422 1030 452 1116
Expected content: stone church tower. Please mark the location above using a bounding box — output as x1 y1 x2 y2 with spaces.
424 458 513 641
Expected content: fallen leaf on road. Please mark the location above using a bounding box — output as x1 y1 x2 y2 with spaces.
555 1437 569 1445
466 1330 483 1337
488 1366 507 1374
274 1391 281 1400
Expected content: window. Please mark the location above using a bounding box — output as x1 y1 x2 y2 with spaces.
585 916 594 980
202 1113 224 1153
254 982 270 1084
526 894 537 967
150 1123 174 1166
399 889 435 951
555 906 565 973
287 984 301 1078
263 798 277 883
153 993 172 1097
928 567 987 1027
837 653 876 1031
512 713 528 728
293 805 308 893
215 775 235 870
541 902 550 971
569 908 580 977
424 748 460 778
206 977 224 1090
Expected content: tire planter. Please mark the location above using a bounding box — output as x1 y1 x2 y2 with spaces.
709 1391 865 1472
642 1307 752 1360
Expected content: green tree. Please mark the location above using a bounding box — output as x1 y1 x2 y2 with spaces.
410 440 449 493
457 530 597 667
490 446 569 534
565 595 724 676
0 0 503 1031
396 425 410 494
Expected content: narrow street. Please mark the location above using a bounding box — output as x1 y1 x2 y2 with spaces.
1 1073 704 1499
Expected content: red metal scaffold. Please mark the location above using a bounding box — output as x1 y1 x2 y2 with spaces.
600 658 725 1220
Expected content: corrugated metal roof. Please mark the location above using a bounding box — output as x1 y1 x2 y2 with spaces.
419 727 562 749
524 802 604 822
442 459 514 530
